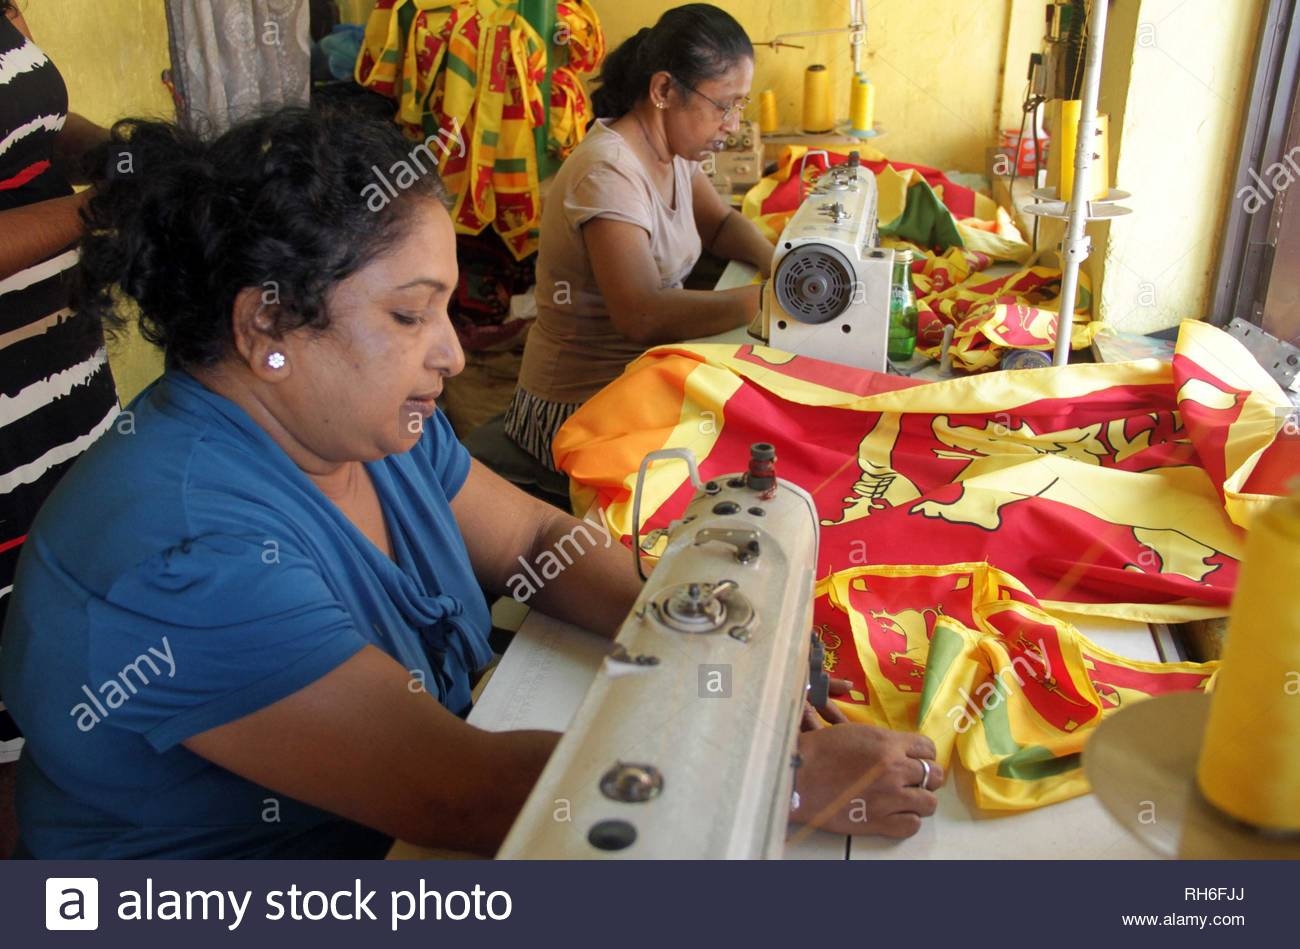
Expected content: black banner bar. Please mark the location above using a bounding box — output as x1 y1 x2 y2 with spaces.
0 859 1289 947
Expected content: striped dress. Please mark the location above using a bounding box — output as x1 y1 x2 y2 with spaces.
0 15 118 636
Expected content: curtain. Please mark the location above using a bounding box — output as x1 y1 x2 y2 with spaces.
165 0 311 133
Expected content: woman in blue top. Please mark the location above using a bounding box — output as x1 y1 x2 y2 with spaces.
0 108 942 858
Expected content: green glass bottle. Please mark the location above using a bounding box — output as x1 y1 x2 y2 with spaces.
887 249 918 361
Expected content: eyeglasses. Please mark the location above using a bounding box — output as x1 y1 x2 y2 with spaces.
673 78 750 123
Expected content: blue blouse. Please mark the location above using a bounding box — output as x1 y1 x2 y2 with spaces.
0 370 493 858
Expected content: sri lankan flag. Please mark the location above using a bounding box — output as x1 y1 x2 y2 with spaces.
549 1 603 159
554 320 1298 809
357 0 549 259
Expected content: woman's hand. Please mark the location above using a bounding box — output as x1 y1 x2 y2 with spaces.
801 676 853 728
791 678 943 838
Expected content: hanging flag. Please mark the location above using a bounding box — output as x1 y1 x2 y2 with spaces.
358 0 570 259
548 1 602 158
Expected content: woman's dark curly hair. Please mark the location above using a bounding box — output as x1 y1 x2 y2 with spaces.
78 107 450 368
592 3 752 119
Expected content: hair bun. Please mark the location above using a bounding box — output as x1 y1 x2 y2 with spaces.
77 108 450 369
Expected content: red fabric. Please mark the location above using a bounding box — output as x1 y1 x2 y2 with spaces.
758 152 979 220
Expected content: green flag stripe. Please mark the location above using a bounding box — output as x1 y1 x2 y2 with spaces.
917 622 966 723
446 54 475 86
981 682 1080 780
998 747 1081 781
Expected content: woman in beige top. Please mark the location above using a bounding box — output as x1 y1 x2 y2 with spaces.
506 3 775 470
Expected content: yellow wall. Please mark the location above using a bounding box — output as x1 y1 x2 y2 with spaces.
1095 0 1264 332
998 0 1047 132
591 0 1024 173
22 0 172 401
20 0 1273 358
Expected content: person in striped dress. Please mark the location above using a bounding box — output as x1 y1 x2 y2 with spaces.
0 1 120 767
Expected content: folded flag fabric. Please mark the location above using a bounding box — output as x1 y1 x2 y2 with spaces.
818 563 1215 810
741 145 1024 263
547 65 590 161
554 320 1298 809
909 252 1098 372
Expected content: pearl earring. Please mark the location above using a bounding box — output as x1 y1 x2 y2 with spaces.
655 101 666 110
267 352 286 370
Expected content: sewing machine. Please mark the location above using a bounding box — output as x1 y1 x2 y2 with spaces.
497 444 823 858
759 152 894 372
705 120 764 198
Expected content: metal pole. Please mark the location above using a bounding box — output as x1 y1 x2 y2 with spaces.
850 0 865 75
1053 0 1108 366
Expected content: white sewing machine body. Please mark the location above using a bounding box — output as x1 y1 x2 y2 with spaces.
765 154 894 372
498 448 820 859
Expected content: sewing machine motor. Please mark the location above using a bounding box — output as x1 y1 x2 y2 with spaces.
761 152 894 372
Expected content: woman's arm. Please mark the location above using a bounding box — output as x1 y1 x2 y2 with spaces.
0 190 91 280
691 171 773 276
54 114 109 185
183 645 558 855
0 10 106 272
451 459 642 638
583 216 760 345
179 463 642 856
7 5 31 37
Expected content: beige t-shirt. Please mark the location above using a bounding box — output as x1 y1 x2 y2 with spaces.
517 120 701 403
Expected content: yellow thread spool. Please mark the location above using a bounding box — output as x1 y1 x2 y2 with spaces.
802 64 833 134
1197 487 1300 832
1052 99 1110 201
759 89 779 134
849 74 874 135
